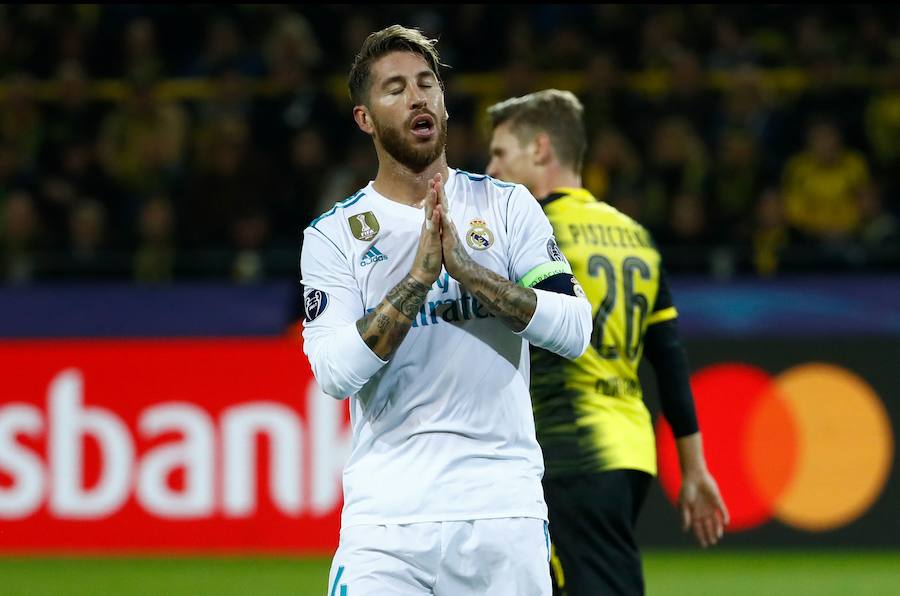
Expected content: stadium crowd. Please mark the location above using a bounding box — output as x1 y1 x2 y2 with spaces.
0 4 898 284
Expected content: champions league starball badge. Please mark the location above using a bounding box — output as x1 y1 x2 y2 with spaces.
547 237 568 263
304 288 329 321
466 219 494 250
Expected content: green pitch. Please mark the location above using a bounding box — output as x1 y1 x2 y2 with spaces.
1 551 898 595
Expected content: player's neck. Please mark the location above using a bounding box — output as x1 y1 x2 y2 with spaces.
533 168 582 201
373 154 450 206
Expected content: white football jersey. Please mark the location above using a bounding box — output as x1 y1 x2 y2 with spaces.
301 168 563 528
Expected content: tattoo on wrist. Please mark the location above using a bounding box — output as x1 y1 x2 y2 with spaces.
386 275 429 320
468 267 536 332
422 253 436 273
355 276 429 359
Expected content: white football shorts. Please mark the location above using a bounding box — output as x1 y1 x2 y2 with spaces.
326 517 552 595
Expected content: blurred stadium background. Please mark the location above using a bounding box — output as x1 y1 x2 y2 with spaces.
0 4 898 595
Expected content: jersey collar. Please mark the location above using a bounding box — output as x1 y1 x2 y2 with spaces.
539 187 597 206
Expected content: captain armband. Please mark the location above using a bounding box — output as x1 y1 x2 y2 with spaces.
518 262 585 298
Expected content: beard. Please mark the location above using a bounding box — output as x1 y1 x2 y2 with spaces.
373 111 448 173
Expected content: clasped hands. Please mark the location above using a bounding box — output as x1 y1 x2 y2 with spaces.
411 173 472 286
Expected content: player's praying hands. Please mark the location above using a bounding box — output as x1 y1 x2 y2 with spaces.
432 174 472 281
412 182 443 286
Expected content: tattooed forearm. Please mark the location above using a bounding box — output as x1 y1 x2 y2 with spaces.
386 275 430 320
355 274 430 360
460 262 537 333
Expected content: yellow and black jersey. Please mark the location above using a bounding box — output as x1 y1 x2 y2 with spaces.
532 187 676 477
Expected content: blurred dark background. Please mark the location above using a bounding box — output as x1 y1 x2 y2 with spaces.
1 4 899 284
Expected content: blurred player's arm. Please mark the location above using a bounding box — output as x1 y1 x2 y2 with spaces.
301 185 443 399
643 270 729 547
435 176 591 359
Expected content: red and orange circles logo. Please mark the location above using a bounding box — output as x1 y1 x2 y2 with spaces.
656 363 894 532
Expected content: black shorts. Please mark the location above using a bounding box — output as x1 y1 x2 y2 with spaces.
544 469 653 596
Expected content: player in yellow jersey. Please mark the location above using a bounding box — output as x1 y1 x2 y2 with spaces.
486 89 729 596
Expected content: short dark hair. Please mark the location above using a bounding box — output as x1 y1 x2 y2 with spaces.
348 25 444 107
487 89 587 172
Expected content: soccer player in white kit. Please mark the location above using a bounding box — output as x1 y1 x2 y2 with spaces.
301 25 592 595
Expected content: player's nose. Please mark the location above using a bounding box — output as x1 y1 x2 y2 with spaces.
486 158 500 178
408 87 427 110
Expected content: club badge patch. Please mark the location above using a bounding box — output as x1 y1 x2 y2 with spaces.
466 219 494 251
547 237 568 263
349 211 380 241
304 288 329 321
572 277 586 298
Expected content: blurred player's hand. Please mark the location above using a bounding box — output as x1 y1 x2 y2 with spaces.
679 469 729 548
433 173 474 281
410 176 444 286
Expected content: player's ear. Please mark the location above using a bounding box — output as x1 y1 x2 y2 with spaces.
353 105 375 136
533 132 553 166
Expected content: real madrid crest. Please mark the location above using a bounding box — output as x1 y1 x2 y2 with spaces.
466 219 494 251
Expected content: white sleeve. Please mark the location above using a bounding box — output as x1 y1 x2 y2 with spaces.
504 184 591 360
505 184 568 282
516 288 592 360
300 226 387 399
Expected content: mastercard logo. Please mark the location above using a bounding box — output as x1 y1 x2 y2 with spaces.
656 363 894 532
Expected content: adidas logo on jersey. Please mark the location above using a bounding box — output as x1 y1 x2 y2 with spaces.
360 246 388 267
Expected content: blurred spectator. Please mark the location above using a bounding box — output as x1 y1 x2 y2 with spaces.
445 121 486 178
231 209 269 284
643 117 709 237
707 16 758 70
751 187 790 276
583 128 643 220
781 119 872 242
849 10 894 68
253 15 340 166
0 141 34 200
655 50 719 140
182 114 275 249
500 60 539 99
39 138 116 244
793 14 835 65
666 191 710 247
504 16 537 67
184 16 264 78
0 73 45 171
1 189 43 284
338 13 377 73
444 5 503 71
122 17 164 80
858 185 900 249
789 51 865 150
272 126 332 239
865 59 900 175
42 61 104 165
0 20 17 78
193 65 255 150
712 67 785 180
317 139 377 217
579 53 648 145
57 22 91 68
639 9 685 70
710 129 762 241
542 21 591 71
66 198 109 279
96 75 188 199
133 194 175 283
263 12 322 73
